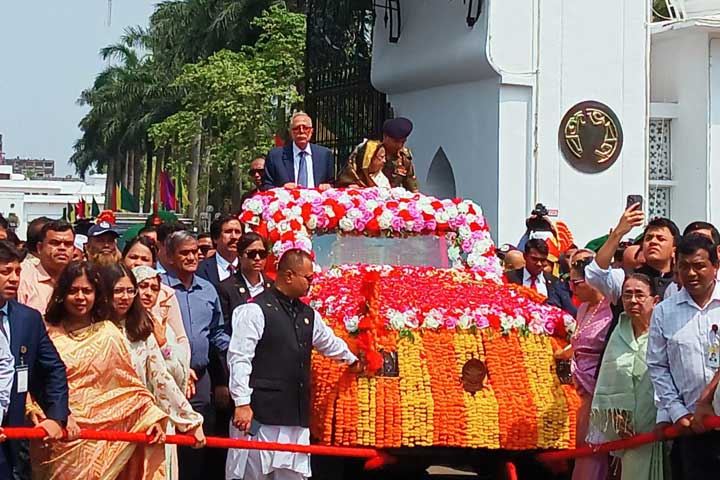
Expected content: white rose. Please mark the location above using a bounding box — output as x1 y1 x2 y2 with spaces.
246 198 263 214
458 225 472 239
365 199 379 211
422 311 442 330
388 310 406 330
457 202 470 214
307 215 318 230
458 312 473 329
339 217 355 232
346 208 362 220
436 211 450 224
324 206 336 218
344 316 360 333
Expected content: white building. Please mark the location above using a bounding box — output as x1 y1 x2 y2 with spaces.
0 165 106 239
649 2 720 230
371 0 650 245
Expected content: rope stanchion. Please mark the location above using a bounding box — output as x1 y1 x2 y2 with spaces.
536 415 720 463
1 427 396 470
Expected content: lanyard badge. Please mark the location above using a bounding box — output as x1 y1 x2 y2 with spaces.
708 324 720 369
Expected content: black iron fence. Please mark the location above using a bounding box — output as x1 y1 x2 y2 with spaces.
304 0 390 173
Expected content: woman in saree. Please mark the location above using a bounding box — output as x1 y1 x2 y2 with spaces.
106 263 205 480
123 235 190 380
32 261 167 480
568 255 612 480
591 273 669 480
336 139 391 188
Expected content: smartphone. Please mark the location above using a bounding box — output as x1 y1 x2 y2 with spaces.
626 195 643 210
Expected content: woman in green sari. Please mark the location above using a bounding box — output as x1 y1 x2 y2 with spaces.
591 273 669 480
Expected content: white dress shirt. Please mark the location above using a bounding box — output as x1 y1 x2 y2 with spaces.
215 253 239 282
648 282 720 422
522 267 548 297
241 273 266 298
226 302 357 479
0 316 14 425
585 260 626 304
292 143 315 188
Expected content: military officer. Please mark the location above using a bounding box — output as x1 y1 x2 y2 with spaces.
381 117 419 192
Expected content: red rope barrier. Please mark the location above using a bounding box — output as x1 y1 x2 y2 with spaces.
1 427 396 470
537 415 720 463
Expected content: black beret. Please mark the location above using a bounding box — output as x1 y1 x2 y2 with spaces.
382 117 413 139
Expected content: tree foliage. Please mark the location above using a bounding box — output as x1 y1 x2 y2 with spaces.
72 0 305 216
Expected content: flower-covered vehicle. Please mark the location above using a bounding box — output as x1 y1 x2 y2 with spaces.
240 188 579 477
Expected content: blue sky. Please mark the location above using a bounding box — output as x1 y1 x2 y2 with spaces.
0 1 155 177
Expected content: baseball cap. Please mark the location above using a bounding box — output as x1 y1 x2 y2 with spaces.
87 221 120 238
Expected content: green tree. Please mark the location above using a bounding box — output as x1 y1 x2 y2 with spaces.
150 4 306 217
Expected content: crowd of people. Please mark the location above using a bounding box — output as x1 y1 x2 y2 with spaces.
497 203 720 480
0 107 718 480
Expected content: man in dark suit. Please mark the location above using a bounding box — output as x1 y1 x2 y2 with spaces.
0 241 70 479
506 238 577 317
262 112 335 191
196 214 243 291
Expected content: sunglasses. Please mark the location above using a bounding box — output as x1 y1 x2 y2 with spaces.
244 249 268 260
249 168 264 177
291 125 312 133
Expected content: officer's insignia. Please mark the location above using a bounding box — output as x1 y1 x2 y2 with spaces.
100 221 111 228
559 100 623 174
239 287 246 294
20 345 27 354
401 147 413 160
304 318 310 325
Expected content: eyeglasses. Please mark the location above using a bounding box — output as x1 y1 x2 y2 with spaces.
622 293 649 302
249 168 264 177
291 125 312 133
113 287 137 297
244 249 268 260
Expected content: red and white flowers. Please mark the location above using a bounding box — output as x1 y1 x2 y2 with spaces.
240 187 503 281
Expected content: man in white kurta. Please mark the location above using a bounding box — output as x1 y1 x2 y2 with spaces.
225 249 358 480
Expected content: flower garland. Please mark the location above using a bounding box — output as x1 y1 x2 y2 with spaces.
240 187 503 281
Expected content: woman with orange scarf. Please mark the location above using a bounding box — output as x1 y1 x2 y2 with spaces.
31 261 167 479
336 140 391 189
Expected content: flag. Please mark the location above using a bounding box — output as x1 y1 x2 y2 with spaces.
91 196 100 217
160 171 177 211
176 174 189 212
120 184 139 212
67 203 76 223
83 197 91 219
74 200 83 219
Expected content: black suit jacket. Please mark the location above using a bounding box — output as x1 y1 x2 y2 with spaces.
1 301 69 477
196 254 221 290
261 143 335 190
210 274 273 391
505 268 577 318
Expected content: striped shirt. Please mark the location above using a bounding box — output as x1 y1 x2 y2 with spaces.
648 282 720 422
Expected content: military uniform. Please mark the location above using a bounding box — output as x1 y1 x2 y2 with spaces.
383 146 418 192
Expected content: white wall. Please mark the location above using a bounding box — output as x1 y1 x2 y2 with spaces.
372 0 648 245
651 29 710 228
533 0 649 245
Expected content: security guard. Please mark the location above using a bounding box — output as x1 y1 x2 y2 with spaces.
381 117 419 192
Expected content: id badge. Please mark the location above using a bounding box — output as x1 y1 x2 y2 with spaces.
16 366 28 393
708 342 720 369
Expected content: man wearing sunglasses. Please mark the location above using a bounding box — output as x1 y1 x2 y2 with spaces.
240 157 265 209
261 112 335 191
226 249 361 480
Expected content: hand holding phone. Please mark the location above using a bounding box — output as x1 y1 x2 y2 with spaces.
626 194 643 211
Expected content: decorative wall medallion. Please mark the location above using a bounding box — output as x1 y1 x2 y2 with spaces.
559 101 623 173
461 358 488 394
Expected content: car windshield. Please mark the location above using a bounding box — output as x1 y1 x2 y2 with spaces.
312 233 451 268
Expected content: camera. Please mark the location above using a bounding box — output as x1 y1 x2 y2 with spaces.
531 203 549 217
